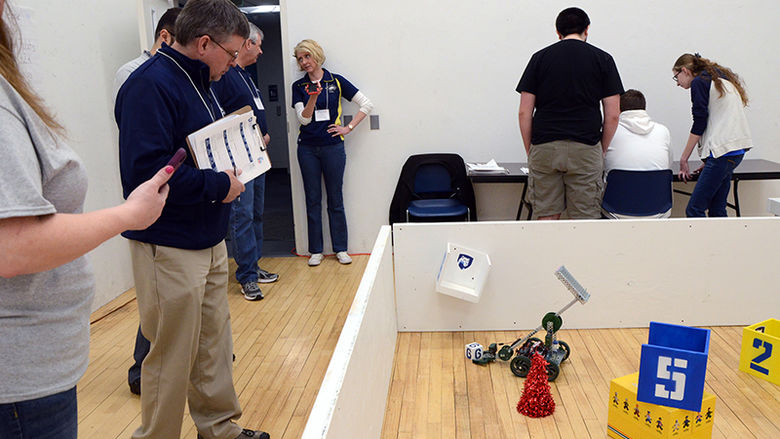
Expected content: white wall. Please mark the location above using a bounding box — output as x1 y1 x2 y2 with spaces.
302 226 397 439
282 0 780 248
13 0 149 310
9 1 778 307
393 218 780 331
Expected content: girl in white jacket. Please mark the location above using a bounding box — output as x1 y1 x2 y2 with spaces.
672 53 752 217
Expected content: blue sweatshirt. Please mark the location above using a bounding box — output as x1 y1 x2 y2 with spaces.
212 65 268 135
115 44 231 249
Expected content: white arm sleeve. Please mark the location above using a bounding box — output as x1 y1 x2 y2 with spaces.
294 102 312 125
351 91 374 115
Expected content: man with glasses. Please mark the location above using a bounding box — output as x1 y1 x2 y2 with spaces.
112 6 181 398
115 1 268 438
212 23 278 302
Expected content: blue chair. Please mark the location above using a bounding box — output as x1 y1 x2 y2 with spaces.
601 169 673 217
406 163 470 222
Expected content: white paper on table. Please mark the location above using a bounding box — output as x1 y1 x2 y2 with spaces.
466 159 508 173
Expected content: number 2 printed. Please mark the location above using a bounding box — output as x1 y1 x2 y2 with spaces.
750 338 773 376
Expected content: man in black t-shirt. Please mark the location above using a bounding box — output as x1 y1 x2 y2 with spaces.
517 7 623 219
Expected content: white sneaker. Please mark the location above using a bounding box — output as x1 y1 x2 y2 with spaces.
336 251 352 265
308 253 324 266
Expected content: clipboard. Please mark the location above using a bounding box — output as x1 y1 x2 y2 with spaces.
185 105 271 184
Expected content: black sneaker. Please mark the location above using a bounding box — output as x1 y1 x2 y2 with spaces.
256 268 279 283
128 378 141 395
241 281 264 301
236 430 270 439
197 428 269 439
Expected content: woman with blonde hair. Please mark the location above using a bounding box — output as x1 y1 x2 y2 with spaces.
0 1 172 436
672 53 752 217
291 39 373 266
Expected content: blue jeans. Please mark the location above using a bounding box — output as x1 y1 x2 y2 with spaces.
686 154 744 217
297 142 347 253
0 387 77 439
227 173 266 284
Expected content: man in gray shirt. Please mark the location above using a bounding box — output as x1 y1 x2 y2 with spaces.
113 7 180 100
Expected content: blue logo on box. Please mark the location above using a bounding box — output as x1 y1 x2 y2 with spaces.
637 322 710 412
457 254 474 270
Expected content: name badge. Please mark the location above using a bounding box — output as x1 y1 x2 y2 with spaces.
253 96 264 110
315 109 330 122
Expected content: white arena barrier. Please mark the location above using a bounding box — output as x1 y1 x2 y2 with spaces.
393 218 780 331
302 226 397 439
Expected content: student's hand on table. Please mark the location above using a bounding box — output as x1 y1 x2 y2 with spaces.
124 165 174 230
678 159 691 182
222 169 245 203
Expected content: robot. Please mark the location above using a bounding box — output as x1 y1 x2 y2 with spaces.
482 266 590 381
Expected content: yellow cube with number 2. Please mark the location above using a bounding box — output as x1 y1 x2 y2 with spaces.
739 318 780 385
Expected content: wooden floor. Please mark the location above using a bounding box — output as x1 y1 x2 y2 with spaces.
381 328 780 439
79 259 780 439
77 255 368 439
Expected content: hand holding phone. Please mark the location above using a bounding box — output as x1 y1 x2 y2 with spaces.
166 148 187 172
305 82 321 96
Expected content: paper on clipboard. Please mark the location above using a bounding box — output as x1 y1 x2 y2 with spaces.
186 106 271 184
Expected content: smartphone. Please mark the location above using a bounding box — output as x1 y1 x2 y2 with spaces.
306 82 320 95
166 147 187 171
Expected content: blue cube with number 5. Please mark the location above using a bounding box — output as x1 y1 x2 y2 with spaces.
637 322 711 412
465 342 483 361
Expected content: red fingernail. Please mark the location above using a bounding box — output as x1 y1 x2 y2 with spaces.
165 166 174 174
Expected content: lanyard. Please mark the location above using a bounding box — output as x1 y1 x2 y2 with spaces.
238 70 260 99
210 88 226 117
158 51 216 122
315 80 330 112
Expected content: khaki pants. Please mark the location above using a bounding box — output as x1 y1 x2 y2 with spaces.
528 140 604 218
129 241 242 439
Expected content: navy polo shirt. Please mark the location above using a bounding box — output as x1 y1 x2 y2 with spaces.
291 68 358 146
115 43 232 250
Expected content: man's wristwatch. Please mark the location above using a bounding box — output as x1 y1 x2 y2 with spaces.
347 123 354 131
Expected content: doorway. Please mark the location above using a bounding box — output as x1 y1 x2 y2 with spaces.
242 6 295 257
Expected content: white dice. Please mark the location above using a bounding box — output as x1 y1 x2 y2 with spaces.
465 342 484 361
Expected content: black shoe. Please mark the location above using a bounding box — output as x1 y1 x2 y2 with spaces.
241 281 264 301
128 379 141 395
256 268 279 283
236 429 270 439
198 429 269 439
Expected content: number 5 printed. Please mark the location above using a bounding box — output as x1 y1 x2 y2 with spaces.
654 356 687 401
749 338 773 376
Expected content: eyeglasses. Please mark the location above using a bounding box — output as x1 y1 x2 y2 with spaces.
673 72 681 83
207 35 238 61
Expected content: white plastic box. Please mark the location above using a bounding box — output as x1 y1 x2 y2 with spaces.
435 243 491 303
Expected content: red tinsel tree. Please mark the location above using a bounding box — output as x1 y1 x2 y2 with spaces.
516 352 555 417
